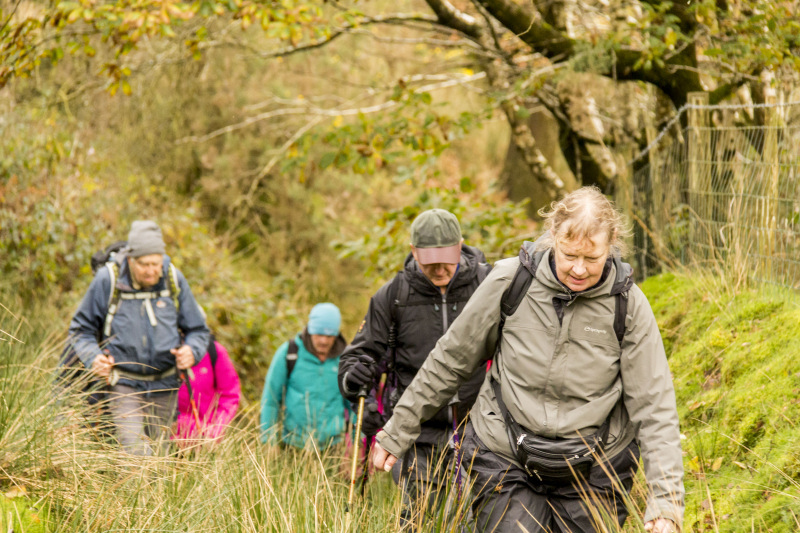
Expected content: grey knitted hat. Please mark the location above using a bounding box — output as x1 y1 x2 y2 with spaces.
126 220 166 258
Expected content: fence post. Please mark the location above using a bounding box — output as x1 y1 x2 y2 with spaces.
646 121 663 234
762 94 781 282
687 91 710 262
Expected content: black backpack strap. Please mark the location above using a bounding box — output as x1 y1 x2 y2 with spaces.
386 272 407 349
381 272 408 393
207 334 218 368
286 339 299 380
497 251 543 342
500 263 534 320
614 292 628 346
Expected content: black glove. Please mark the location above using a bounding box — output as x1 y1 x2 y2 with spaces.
343 354 378 395
359 400 385 436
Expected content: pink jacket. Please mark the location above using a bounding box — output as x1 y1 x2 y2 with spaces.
175 341 241 441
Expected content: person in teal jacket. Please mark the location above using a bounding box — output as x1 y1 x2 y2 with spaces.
260 303 351 449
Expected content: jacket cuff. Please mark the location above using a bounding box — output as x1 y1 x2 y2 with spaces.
643 502 683 530
376 429 404 458
341 371 358 398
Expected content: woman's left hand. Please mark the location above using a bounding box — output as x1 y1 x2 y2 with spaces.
644 518 678 533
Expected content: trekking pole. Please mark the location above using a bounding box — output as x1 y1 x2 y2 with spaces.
345 387 368 526
451 404 463 502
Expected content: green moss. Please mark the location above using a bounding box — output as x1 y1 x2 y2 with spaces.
0 495 47 532
642 272 800 532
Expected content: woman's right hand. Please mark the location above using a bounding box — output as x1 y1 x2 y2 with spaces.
372 442 398 472
91 352 114 379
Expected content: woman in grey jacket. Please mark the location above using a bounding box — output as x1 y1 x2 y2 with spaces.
372 187 684 533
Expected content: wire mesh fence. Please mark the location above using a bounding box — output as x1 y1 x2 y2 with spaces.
625 93 800 289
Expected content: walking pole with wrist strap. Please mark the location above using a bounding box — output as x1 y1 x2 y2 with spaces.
345 386 368 526
451 404 462 498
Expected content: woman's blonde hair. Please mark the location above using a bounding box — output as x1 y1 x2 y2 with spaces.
537 186 631 256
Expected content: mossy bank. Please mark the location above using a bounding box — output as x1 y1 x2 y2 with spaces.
642 272 800 533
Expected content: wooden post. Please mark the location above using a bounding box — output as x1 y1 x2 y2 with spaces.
687 91 710 262
762 96 781 282
646 121 663 233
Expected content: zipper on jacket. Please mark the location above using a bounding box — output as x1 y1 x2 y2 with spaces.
441 293 448 331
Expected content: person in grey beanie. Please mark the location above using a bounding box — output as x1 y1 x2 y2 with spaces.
68 220 210 455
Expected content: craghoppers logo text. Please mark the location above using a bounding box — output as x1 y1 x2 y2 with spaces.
584 326 608 335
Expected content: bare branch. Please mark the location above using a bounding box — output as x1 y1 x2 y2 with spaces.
198 13 441 59
462 7 574 199
474 0 574 57
240 115 325 207
423 0 481 38
469 0 506 61
347 27 486 53
1 0 24 35
667 62 761 83
175 72 488 144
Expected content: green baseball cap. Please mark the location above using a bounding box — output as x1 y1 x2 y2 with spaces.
410 209 462 265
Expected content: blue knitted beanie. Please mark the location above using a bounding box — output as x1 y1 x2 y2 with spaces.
308 303 341 336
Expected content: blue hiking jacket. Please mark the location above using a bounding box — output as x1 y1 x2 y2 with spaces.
260 333 350 448
68 254 210 392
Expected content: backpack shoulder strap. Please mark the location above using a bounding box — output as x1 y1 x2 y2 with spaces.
610 255 631 346
167 261 180 311
493 251 544 358
286 339 299 380
499 251 543 324
614 292 628 346
207 334 218 368
102 262 121 338
386 272 407 349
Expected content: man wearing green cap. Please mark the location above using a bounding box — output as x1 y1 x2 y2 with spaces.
338 208 491 529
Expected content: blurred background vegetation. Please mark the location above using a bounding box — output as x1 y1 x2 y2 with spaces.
1 0 539 400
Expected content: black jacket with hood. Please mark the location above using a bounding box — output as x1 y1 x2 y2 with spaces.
338 244 491 445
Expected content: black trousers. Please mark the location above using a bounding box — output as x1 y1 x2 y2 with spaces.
461 423 640 533
392 441 461 528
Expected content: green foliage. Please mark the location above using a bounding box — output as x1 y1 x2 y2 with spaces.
334 179 532 282
315 86 485 178
0 108 123 298
0 0 355 90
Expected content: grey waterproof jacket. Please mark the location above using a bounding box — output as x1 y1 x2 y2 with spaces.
69 254 210 392
377 244 684 526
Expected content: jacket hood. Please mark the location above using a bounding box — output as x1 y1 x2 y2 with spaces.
402 244 488 294
518 240 634 299
299 328 348 361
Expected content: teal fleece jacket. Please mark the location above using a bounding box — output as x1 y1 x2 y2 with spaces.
260 333 350 448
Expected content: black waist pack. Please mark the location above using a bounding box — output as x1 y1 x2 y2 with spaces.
491 379 609 485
